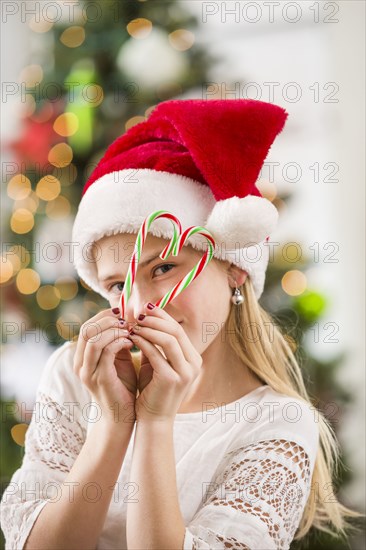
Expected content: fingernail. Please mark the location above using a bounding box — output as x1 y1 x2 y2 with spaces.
138 314 146 321
112 307 120 314
147 303 155 310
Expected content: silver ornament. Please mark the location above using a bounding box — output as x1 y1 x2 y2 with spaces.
231 287 244 305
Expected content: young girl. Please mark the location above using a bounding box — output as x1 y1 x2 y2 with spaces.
0 99 360 549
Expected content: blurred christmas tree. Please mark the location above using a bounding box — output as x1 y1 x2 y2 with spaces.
2 0 208 343
258 191 362 549
0 1 362 549
0 2 209 549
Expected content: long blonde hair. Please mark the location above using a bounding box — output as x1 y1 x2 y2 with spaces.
223 273 364 542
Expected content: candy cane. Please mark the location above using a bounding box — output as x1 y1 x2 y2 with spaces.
118 210 181 319
154 226 215 309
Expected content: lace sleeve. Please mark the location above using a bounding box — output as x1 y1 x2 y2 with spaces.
0 390 87 550
183 438 314 550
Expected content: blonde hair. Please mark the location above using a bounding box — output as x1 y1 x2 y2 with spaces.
223 272 364 543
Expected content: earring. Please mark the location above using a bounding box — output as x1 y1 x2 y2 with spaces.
231 281 245 305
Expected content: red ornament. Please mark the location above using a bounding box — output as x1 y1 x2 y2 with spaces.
7 101 65 169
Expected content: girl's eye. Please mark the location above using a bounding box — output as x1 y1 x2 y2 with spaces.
108 264 174 293
109 282 124 292
153 263 174 277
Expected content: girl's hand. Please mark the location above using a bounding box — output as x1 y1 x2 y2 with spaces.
73 308 137 427
128 303 202 423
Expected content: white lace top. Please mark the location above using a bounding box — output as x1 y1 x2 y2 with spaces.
0 340 320 550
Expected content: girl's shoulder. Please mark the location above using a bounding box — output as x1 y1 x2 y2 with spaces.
233 384 321 470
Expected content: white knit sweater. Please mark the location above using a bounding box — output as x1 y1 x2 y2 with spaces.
0 340 319 549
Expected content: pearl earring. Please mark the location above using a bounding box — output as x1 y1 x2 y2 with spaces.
231 281 245 305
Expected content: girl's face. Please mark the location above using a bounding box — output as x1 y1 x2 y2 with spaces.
94 232 247 353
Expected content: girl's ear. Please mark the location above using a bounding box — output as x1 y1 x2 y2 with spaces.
227 264 248 288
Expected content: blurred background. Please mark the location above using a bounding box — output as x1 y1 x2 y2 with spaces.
0 1 365 548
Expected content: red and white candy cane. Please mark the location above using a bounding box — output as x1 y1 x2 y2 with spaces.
154 226 216 309
118 210 181 319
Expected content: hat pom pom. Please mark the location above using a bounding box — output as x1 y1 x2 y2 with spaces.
205 195 279 248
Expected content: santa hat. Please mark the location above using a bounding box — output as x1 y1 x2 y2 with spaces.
72 98 288 301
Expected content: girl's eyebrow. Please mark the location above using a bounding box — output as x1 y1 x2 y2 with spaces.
98 250 164 283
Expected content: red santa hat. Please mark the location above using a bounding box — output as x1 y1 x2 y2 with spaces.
72 98 288 301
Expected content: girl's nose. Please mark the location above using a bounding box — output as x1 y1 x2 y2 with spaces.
124 286 153 324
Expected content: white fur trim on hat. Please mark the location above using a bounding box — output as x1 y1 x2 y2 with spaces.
205 195 278 247
71 169 276 301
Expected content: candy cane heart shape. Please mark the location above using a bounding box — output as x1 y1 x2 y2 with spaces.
117 210 216 318
154 226 216 309
118 210 182 319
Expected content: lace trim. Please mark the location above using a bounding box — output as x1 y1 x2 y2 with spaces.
25 391 86 474
215 535 250 550
189 439 312 550
0 391 86 549
191 529 251 550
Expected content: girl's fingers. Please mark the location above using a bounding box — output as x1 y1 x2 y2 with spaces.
130 333 178 381
136 309 200 365
94 337 134 381
81 327 131 378
73 309 123 372
79 336 133 389
130 328 191 379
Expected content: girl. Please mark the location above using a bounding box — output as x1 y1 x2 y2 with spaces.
0 99 361 549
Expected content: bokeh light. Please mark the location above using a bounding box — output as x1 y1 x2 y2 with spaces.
145 105 157 117
48 143 73 168
10 209 34 234
55 277 79 300
18 65 43 86
0 258 13 284
45 196 71 219
53 112 79 137
282 270 307 296
7 174 32 201
10 246 30 270
127 18 152 39
125 116 146 131
79 278 93 291
56 313 81 341
13 192 40 213
294 290 327 322
16 268 41 294
36 175 61 201
257 180 278 202
29 17 53 33
1 246 30 283
272 197 287 212
60 26 86 48
168 29 195 51
11 424 28 446
36 285 61 310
